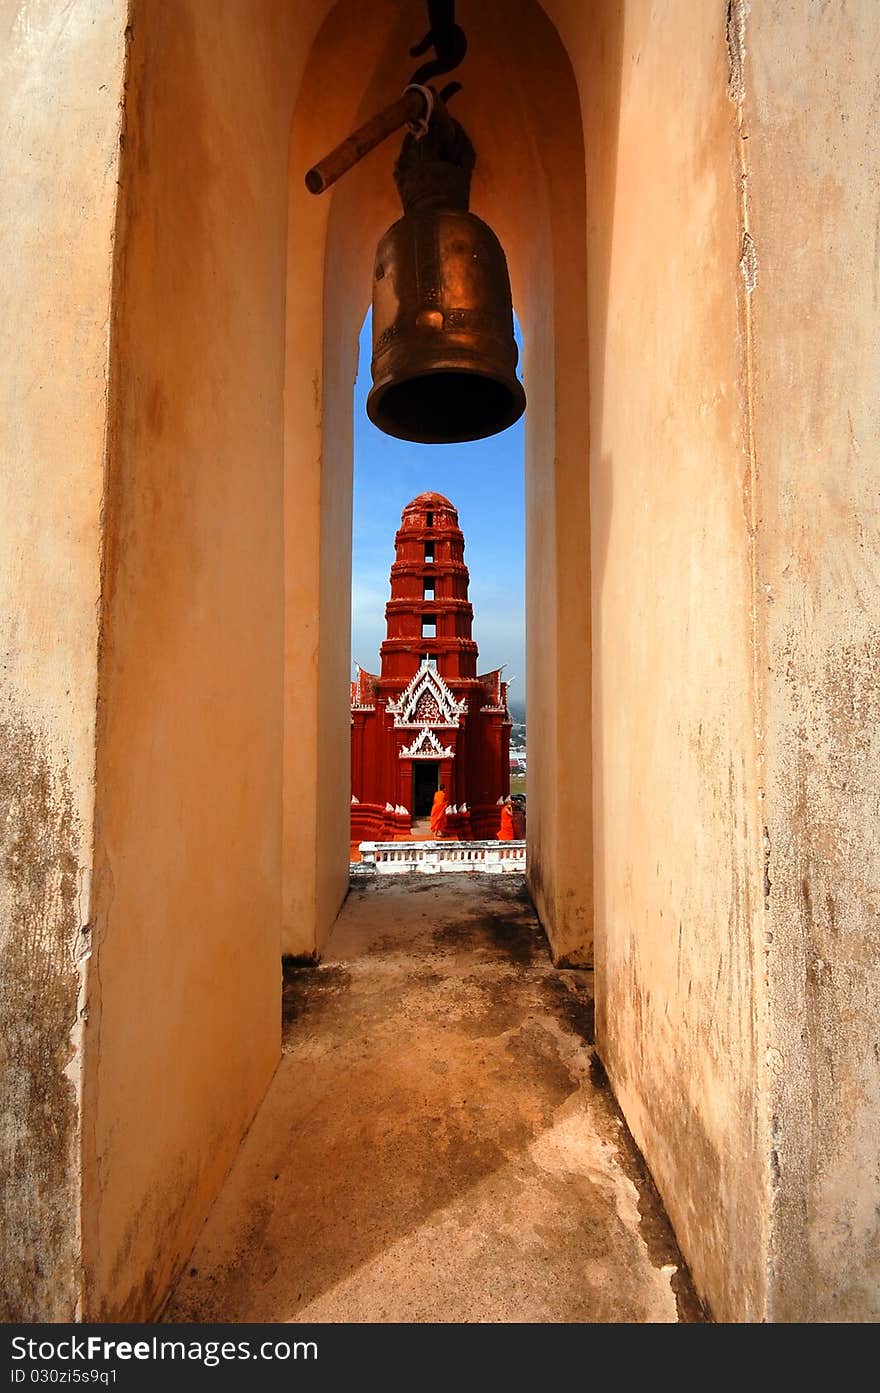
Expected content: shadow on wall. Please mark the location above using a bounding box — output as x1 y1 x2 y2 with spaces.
580 0 625 1001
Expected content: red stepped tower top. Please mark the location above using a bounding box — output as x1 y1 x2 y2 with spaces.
378 493 477 686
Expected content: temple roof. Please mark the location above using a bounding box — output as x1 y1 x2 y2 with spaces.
478 667 509 710
351 664 379 707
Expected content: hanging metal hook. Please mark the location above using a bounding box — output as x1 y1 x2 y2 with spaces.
303 1 468 195
409 0 467 100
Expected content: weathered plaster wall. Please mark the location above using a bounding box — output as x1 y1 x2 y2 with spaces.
572 1 769 1320
81 0 303 1317
0 0 126 1320
744 0 880 1321
556 0 880 1323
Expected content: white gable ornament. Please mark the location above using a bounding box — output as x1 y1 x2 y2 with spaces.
387 660 467 729
399 727 455 760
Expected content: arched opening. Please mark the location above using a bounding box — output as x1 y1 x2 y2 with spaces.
283 0 590 963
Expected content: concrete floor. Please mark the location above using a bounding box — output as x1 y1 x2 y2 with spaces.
164 874 705 1323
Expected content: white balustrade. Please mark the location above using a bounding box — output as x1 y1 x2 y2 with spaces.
354 840 526 875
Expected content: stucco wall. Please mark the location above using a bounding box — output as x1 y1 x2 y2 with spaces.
560 0 880 1323
0 0 126 1320
573 0 769 1320
80 0 302 1317
745 0 880 1321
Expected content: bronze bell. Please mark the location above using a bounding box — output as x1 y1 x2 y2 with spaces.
366 104 526 445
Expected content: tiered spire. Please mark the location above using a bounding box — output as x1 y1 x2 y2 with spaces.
379 492 478 685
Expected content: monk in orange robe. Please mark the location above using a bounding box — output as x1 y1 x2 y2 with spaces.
498 798 515 841
430 784 448 838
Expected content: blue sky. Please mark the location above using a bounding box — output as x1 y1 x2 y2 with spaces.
351 312 525 692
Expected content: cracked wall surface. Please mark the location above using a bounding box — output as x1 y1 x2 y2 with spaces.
573 0 768 1321
571 0 880 1322
80 0 304 1317
0 0 127 1320
745 0 880 1321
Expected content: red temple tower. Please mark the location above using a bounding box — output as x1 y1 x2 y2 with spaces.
351 492 511 842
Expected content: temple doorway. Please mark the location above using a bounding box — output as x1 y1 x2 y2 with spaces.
412 762 440 819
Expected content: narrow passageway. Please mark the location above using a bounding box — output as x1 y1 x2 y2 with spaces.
164 876 704 1323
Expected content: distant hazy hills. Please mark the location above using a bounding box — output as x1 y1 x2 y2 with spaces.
508 697 526 723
